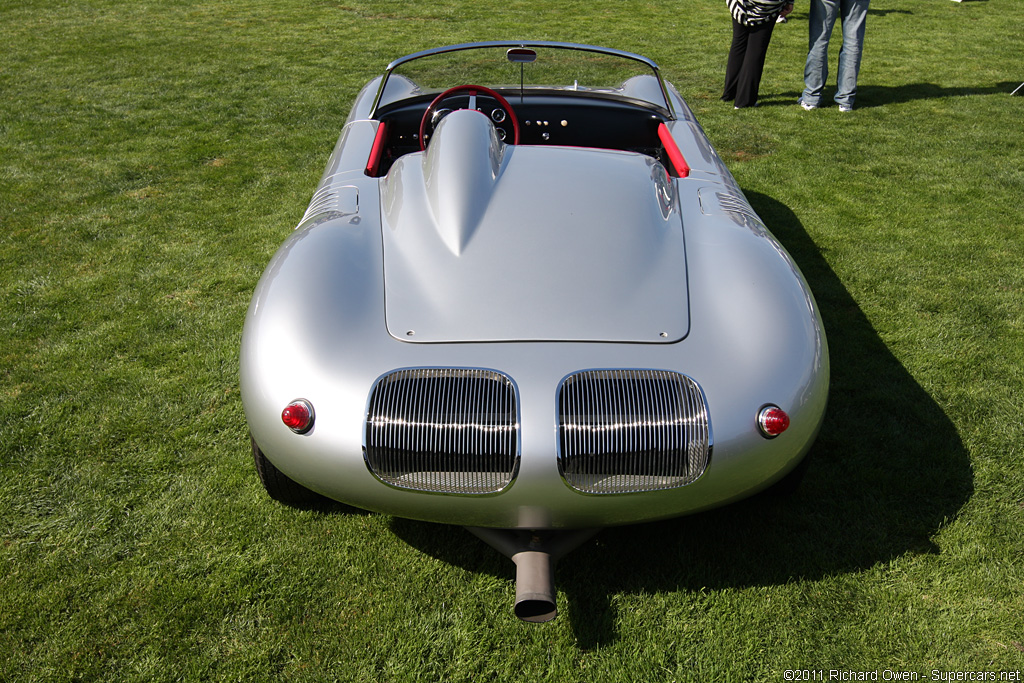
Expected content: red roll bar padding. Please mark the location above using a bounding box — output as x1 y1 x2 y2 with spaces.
658 122 690 179
365 121 388 177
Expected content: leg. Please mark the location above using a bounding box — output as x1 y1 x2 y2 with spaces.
802 0 840 106
834 0 869 108
723 18 749 102
734 19 776 108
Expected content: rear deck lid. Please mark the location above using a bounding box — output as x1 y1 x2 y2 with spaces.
379 110 689 343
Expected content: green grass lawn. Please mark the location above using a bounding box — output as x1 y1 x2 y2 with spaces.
2 0 1022 680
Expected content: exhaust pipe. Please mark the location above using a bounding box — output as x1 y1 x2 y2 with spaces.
466 527 599 623
512 549 556 622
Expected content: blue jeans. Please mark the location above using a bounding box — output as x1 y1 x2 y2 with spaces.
801 0 869 107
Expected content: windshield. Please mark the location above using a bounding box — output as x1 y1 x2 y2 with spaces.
370 42 674 117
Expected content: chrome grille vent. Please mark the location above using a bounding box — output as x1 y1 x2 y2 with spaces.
716 192 759 221
364 369 519 494
301 186 338 223
298 182 358 227
558 370 711 494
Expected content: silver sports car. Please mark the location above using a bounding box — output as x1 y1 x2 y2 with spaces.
240 42 829 622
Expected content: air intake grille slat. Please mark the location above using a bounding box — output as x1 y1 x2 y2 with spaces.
558 370 711 494
365 369 519 494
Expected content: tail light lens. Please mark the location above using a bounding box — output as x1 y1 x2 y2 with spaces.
757 405 790 438
282 399 315 434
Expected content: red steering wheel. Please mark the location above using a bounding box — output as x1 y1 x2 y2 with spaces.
418 84 520 151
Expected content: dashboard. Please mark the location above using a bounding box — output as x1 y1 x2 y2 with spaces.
373 91 668 175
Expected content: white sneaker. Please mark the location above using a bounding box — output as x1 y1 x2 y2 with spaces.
799 99 817 111
838 104 853 112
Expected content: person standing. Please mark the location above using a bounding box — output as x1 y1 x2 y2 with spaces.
799 0 870 112
722 0 795 109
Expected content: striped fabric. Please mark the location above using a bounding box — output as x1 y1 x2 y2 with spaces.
727 0 790 25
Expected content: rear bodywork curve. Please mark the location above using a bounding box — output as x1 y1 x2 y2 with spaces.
240 44 828 531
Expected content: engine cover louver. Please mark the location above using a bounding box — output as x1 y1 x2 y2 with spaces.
364 368 520 494
557 369 711 494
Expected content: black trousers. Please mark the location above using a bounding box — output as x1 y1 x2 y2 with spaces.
722 17 777 108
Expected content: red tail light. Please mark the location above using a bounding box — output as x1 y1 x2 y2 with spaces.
282 399 314 433
757 405 790 438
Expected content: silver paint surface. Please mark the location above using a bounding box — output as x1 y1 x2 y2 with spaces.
380 110 689 343
240 43 829 529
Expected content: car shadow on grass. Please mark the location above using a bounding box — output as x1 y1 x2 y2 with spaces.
390 191 972 646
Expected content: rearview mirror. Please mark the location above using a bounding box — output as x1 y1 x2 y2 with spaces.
506 48 537 64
